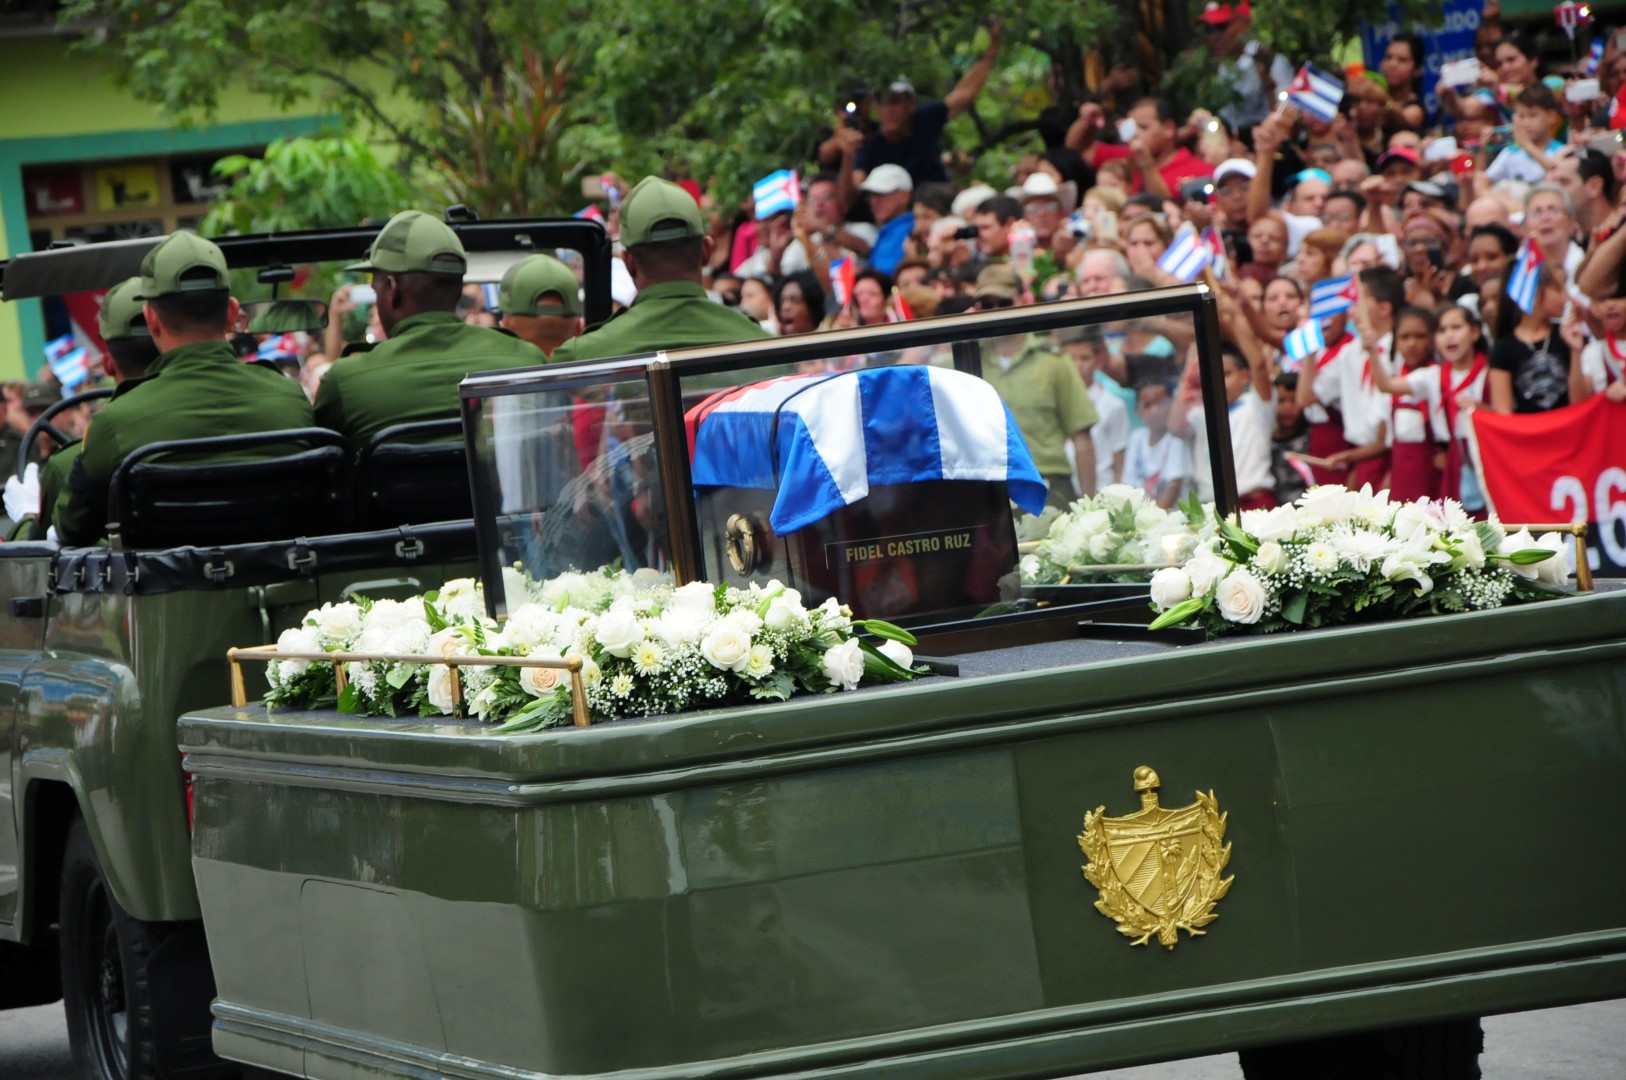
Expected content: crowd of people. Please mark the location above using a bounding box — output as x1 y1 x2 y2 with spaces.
14 0 1626 533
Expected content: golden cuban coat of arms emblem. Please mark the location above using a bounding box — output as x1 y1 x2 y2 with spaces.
1078 765 1233 950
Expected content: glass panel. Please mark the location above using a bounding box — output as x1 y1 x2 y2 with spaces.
672 294 1223 630
468 370 668 615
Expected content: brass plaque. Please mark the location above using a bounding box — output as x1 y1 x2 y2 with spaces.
1078 766 1233 950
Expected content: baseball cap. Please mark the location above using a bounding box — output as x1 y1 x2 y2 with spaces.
498 254 581 317
136 231 229 300
22 384 60 411
345 210 468 275
98 277 151 340
952 183 998 218
880 76 916 102
619 176 705 248
974 263 1020 301
860 164 914 195
1213 158 1257 184
1376 147 1420 172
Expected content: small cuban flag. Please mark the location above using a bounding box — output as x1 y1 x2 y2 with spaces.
1308 274 1357 319
830 256 857 309
1587 39 1605 76
45 334 91 390
1202 227 1227 279
573 204 604 222
1157 223 1213 283
1288 63 1346 124
753 169 802 220
687 366 1048 533
1507 238 1544 314
1283 319 1326 363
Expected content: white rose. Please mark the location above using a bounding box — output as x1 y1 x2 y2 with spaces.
1215 569 1268 624
877 638 914 670
1253 540 1287 576
1497 528 1541 579
594 602 644 657
311 602 362 647
425 665 458 715
426 626 468 659
719 608 763 635
700 624 753 672
1133 504 1167 532
1075 509 1111 536
1087 532 1116 562
1185 551 1231 597
1148 566 1193 610
669 581 717 618
763 591 808 631
820 638 866 691
653 609 706 646
520 661 564 697
1100 483 1138 503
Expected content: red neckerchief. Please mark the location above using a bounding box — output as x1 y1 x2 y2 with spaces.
1606 332 1626 384
1441 352 1488 438
1362 336 1388 392
1316 331 1354 371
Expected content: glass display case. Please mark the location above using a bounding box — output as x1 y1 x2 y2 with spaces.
461 285 1237 650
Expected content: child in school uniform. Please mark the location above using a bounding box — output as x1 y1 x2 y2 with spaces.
1319 267 1402 489
1367 306 1440 501
1294 311 1356 488
1123 380 1192 510
1571 296 1626 404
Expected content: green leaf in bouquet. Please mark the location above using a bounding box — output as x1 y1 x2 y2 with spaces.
385 664 417 690
750 673 796 701
1178 491 1207 524
1475 520 1505 554
1217 516 1259 558
337 684 360 714
1509 577 1572 600
856 619 918 646
1280 589 1309 625
423 596 449 633
1149 596 1206 631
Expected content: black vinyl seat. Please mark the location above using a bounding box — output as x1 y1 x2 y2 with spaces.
352 419 473 531
107 428 348 550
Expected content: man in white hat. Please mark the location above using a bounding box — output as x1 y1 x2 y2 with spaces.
859 164 916 275
1017 172 1079 264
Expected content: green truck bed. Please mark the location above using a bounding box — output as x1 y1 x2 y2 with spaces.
178 589 1626 1079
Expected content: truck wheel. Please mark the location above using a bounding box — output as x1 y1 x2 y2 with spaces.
1238 1017 1484 1080
59 818 169 1080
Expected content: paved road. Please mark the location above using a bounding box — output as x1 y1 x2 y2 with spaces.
3 998 1622 1077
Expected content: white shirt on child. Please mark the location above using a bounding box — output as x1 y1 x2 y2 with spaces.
1124 426 1193 503
1580 335 1626 395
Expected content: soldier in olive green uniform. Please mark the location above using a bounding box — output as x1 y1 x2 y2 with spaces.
315 211 543 448
974 265 1097 509
498 254 584 359
55 233 316 546
549 177 770 364
32 278 160 538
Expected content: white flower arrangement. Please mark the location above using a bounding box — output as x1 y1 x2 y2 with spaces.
263 568 923 731
1147 485 1572 638
1022 485 1204 585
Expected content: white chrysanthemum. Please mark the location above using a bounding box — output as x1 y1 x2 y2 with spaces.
1329 526 1395 573
632 640 666 675
568 654 602 688
437 578 484 620
719 608 763 635
1440 499 1473 533
1303 541 1340 575
744 642 776 679
610 672 635 698
274 625 320 682
652 609 706 646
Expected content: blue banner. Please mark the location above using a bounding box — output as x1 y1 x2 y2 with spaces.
1361 0 1485 120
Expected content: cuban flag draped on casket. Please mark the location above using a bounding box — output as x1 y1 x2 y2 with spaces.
687 366 1049 534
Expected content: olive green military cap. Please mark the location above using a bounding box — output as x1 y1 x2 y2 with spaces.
136 231 230 299
619 177 704 248
975 263 1021 301
98 277 151 340
345 210 468 275
498 254 581 317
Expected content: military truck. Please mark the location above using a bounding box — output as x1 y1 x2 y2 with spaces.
0 217 613 1080
1 241 1621 1080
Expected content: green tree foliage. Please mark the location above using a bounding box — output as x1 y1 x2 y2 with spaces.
65 0 1434 215
202 136 418 234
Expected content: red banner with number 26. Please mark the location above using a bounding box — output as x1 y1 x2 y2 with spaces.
1471 395 1626 572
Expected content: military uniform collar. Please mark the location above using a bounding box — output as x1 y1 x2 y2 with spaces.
145 339 240 377
389 311 464 334
630 280 709 305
